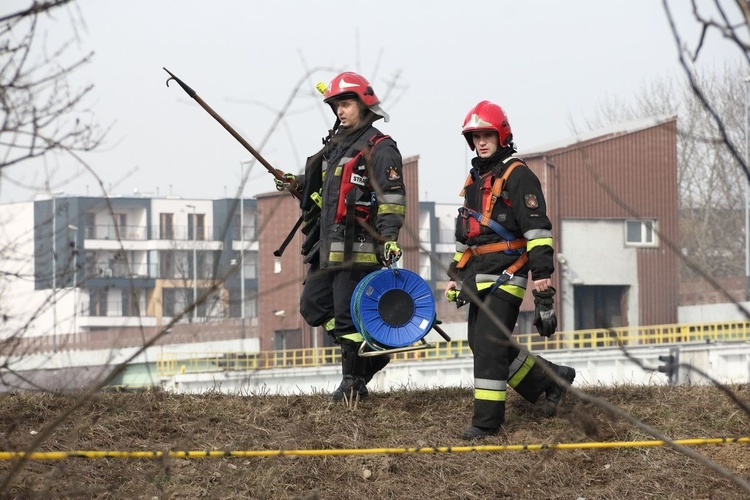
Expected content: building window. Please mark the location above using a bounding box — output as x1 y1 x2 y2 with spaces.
188 213 206 241
89 290 108 317
160 213 174 240
122 289 142 317
163 289 176 317
243 251 258 279
83 213 96 239
159 251 175 278
625 220 657 247
163 288 190 318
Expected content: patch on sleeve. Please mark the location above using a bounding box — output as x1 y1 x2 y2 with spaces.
524 194 539 209
387 166 401 181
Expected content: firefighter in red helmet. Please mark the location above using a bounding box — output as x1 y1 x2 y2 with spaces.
445 100 575 439
276 71 405 401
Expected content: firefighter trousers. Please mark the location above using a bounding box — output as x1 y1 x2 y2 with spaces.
468 290 563 430
300 264 379 339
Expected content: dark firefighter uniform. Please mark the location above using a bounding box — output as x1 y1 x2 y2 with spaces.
296 116 404 394
450 152 570 431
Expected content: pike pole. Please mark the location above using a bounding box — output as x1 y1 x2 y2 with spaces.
163 67 300 199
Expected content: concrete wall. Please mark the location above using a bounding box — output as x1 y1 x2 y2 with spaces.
559 219 639 331
164 341 750 395
679 302 750 323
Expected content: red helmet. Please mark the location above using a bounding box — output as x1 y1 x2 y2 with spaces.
461 100 513 150
323 71 390 122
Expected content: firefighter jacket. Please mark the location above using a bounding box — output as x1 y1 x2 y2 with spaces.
449 151 554 305
304 121 405 269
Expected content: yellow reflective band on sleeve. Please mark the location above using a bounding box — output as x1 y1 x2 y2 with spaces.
328 252 379 264
508 355 536 388
453 252 463 263
527 237 554 252
340 332 364 343
323 318 335 332
377 203 406 215
474 388 507 402
334 166 343 176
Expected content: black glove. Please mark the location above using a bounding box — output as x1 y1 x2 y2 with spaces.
532 287 557 337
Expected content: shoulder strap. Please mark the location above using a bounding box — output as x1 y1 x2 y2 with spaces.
483 159 524 220
363 133 390 162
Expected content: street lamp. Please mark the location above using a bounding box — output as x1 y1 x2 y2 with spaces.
744 76 750 300
239 160 252 340
186 204 197 320
49 191 64 352
69 224 78 334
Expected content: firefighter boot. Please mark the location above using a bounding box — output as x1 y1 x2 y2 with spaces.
462 426 500 440
364 354 390 384
330 375 368 402
330 341 368 401
543 365 576 417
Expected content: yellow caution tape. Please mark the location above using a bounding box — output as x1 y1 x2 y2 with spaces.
1 437 748 460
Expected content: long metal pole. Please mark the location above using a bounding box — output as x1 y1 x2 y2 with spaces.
186 204 197 320
745 77 750 300
193 206 197 320
240 162 246 341
51 195 58 352
70 225 78 335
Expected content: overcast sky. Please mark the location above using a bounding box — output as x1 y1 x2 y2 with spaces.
1 0 745 204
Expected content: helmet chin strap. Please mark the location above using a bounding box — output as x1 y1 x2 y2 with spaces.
323 118 341 145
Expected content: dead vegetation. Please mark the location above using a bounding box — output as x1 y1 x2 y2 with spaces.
0 384 748 499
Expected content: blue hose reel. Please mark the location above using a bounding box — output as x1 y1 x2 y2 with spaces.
351 268 449 356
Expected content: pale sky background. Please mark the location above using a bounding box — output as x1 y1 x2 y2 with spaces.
1 0 745 204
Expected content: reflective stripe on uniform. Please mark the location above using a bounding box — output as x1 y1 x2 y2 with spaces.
508 353 536 388
500 285 526 299
333 157 354 177
524 229 552 240
475 378 507 391
340 332 364 343
508 350 529 376
456 242 468 252
527 237 553 252
330 241 376 253
476 281 526 298
474 388 506 402
475 274 528 289
329 241 378 264
379 193 406 205
328 252 379 264
474 378 507 402
378 203 406 215
323 318 335 332
453 251 464 263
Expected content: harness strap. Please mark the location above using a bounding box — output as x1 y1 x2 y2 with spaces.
455 239 527 270
344 189 356 262
487 252 529 295
483 160 522 221
273 214 305 257
459 207 520 244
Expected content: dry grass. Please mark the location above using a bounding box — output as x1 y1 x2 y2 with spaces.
0 384 748 499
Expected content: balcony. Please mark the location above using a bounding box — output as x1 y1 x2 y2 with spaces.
85 225 147 240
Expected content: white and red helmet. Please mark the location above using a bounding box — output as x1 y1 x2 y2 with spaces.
323 72 390 122
461 100 513 150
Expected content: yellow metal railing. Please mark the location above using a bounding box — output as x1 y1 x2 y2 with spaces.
156 320 750 378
